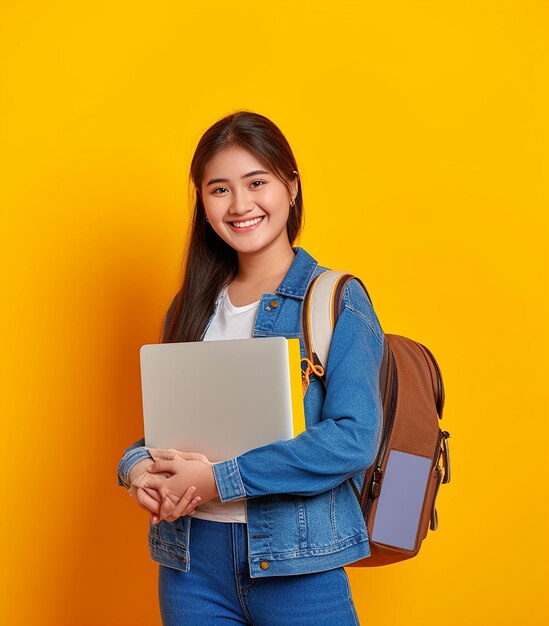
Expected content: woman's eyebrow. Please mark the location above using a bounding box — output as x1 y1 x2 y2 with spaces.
206 170 270 186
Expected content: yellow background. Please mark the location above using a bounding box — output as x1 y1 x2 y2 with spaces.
1 1 547 624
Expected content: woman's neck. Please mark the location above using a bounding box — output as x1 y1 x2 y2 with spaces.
229 242 296 305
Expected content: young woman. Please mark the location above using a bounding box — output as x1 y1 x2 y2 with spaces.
117 110 385 625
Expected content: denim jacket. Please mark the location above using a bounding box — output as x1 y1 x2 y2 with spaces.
117 246 385 577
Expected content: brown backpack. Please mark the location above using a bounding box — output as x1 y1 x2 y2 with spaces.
301 271 451 566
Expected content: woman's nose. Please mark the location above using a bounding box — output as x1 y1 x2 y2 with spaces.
229 189 254 214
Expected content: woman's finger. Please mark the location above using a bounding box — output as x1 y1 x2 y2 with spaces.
139 473 171 498
148 447 181 461
135 487 160 515
158 487 202 521
146 459 178 474
172 493 202 519
149 448 211 464
143 487 162 502
149 494 176 524
161 494 188 523
173 451 210 463
160 486 197 520
148 448 171 462
160 495 177 522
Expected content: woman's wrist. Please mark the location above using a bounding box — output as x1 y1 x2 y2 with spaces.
128 457 154 487
207 464 220 500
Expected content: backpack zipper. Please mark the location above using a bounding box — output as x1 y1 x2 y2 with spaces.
361 349 398 516
440 430 451 484
375 352 399 472
428 428 452 530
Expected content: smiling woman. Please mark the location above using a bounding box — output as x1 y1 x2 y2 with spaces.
117 110 384 625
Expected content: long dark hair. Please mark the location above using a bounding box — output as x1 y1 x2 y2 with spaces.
163 110 304 343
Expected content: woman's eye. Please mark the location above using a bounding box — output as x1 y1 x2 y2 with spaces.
212 181 264 194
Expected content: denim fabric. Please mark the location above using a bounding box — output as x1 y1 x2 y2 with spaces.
117 246 385 578
158 517 360 625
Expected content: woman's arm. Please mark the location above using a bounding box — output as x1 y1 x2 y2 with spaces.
212 278 385 501
140 279 383 515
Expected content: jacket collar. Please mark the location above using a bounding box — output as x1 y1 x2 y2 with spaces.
275 246 320 300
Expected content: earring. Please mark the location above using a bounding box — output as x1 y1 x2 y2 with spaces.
205 216 210 223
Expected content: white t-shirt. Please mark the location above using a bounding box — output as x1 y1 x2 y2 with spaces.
192 283 260 523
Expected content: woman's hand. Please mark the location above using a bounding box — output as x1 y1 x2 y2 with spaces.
128 456 202 522
128 458 165 517
142 448 220 523
136 486 201 524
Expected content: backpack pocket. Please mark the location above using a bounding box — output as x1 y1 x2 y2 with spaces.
370 449 432 551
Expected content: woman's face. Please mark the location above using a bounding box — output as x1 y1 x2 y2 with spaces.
200 144 297 256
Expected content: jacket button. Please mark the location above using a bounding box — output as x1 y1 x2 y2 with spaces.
269 300 279 308
260 561 269 570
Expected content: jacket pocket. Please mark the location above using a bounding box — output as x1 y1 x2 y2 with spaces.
148 518 190 572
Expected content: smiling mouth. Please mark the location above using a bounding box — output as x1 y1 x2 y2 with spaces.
228 216 265 230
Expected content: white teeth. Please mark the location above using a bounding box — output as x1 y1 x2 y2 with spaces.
231 216 263 228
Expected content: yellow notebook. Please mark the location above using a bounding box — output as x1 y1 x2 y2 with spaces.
287 337 306 436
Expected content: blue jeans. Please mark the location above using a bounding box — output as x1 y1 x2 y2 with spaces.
158 517 361 625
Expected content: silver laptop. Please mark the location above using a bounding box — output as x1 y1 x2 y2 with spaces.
140 337 303 462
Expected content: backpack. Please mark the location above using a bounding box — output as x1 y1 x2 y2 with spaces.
300 270 451 567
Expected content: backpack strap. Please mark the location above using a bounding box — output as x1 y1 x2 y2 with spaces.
301 270 374 501
301 270 374 393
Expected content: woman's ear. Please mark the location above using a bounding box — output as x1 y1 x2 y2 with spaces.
290 170 299 204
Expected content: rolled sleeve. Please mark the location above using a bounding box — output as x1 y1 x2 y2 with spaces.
212 458 247 502
116 437 153 489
